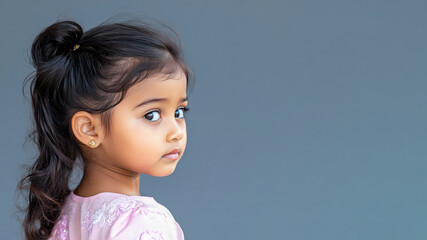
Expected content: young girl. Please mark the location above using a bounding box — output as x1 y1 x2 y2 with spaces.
17 18 194 240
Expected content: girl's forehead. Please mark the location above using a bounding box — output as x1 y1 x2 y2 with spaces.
126 71 187 98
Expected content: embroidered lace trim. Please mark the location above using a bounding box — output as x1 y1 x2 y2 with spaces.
82 196 169 236
51 195 170 240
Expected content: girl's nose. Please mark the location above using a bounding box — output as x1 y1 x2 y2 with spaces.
166 117 184 142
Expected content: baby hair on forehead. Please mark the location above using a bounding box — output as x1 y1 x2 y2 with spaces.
17 16 195 240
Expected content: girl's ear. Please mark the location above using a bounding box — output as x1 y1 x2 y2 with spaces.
71 111 105 148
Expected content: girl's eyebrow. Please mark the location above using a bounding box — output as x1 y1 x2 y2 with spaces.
134 97 188 109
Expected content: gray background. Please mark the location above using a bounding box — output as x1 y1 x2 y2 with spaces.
1 0 427 239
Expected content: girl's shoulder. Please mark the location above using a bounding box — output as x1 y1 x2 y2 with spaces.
50 191 184 240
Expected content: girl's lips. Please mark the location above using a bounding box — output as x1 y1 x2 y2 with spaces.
164 148 180 155
162 147 181 160
162 152 180 160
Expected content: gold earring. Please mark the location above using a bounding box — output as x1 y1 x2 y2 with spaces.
88 140 96 146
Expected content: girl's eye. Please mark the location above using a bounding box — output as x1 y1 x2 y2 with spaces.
144 110 161 122
175 106 190 119
144 107 190 122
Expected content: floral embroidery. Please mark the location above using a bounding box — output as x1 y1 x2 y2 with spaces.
52 214 69 240
81 196 169 236
133 230 165 240
51 203 70 240
81 208 92 232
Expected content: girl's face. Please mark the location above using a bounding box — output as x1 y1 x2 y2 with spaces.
101 70 188 177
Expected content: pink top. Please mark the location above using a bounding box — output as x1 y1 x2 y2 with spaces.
49 190 185 240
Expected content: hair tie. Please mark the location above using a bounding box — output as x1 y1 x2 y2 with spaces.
73 44 80 51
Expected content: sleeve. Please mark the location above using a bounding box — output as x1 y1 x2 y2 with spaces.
106 206 184 240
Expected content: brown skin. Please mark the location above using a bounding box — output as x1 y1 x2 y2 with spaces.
71 70 188 197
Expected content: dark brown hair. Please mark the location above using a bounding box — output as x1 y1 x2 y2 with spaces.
16 17 194 240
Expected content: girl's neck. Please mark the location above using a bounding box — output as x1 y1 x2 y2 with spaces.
74 162 141 197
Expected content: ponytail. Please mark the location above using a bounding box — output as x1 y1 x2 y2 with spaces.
17 21 83 239
17 89 77 239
